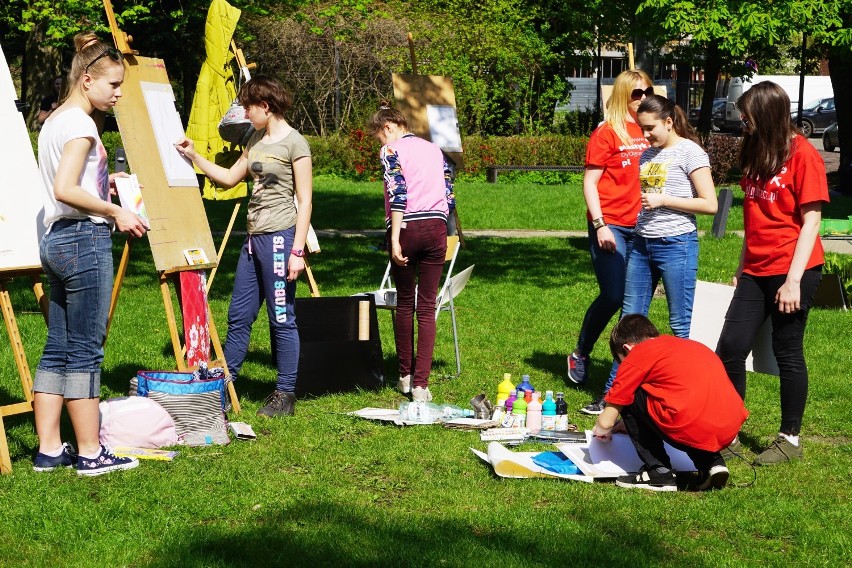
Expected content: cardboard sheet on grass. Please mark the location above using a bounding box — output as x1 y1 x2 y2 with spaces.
349 407 494 428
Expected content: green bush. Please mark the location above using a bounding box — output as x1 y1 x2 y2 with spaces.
705 133 741 184
43 129 589 181
822 252 852 301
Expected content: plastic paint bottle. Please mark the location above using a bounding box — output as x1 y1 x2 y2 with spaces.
505 388 518 414
555 391 569 431
541 390 557 431
511 388 527 428
497 373 515 404
517 374 534 395
526 391 542 433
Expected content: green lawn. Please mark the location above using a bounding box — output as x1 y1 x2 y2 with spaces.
1 177 851 566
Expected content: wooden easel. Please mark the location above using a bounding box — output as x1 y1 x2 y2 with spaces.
0 270 48 474
400 33 465 244
103 1 240 412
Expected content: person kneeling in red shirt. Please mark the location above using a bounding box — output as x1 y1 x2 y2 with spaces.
592 314 748 491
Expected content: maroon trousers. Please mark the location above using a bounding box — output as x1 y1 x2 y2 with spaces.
389 219 448 387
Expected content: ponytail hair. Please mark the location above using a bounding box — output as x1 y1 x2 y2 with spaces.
67 33 122 88
637 95 700 144
367 101 408 135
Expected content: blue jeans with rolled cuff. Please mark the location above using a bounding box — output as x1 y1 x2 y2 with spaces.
34 219 113 399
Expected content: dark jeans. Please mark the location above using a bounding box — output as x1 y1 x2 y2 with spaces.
715 268 822 435
621 388 721 473
224 227 299 393
576 223 634 356
389 219 448 388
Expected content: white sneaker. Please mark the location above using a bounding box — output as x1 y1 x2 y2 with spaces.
396 375 411 394
412 386 433 402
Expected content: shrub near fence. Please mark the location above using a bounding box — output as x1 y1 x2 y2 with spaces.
34 129 737 183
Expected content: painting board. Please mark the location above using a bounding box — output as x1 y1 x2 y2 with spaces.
139 82 198 187
689 280 779 376
0 42 45 273
392 73 463 170
113 56 216 272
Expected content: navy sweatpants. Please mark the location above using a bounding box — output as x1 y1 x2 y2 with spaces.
224 227 299 392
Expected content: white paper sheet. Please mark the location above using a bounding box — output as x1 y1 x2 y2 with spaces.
140 81 198 187
556 432 696 478
0 43 45 271
426 105 462 152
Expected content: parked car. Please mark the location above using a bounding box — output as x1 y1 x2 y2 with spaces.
823 122 839 152
688 98 726 131
792 97 836 137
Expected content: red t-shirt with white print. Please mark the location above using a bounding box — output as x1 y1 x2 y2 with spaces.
585 121 648 227
740 135 829 276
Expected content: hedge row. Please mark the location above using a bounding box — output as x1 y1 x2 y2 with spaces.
30 130 741 183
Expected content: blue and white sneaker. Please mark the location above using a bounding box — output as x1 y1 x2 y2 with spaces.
33 442 78 472
77 445 139 477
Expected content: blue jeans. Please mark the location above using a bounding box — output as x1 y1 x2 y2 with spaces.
34 219 113 399
575 223 634 356
604 231 699 392
224 227 299 393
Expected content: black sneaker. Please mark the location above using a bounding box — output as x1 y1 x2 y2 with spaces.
693 463 730 491
33 442 77 472
615 465 677 492
257 390 296 417
579 397 606 415
77 445 139 477
567 353 589 384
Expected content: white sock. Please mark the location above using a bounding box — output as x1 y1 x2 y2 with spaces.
42 445 64 457
779 433 799 446
81 446 103 460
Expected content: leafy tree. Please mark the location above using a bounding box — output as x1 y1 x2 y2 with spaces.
637 0 852 192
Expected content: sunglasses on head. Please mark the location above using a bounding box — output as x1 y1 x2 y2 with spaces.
85 47 123 73
631 87 655 101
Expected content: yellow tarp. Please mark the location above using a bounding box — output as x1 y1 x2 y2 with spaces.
185 0 248 200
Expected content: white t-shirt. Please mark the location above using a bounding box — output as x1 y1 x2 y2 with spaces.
636 138 710 238
38 107 111 228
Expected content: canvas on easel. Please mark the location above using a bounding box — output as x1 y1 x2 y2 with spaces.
102 0 240 412
0 41 49 474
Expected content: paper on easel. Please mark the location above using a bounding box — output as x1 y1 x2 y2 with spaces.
470 442 593 482
114 174 150 226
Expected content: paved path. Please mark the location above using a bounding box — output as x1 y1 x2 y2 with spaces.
313 228 852 255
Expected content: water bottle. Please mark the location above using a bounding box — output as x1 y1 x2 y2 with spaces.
526 391 542 433
541 390 557 431
399 401 474 423
497 373 515 403
555 391 569 431
517 374 534 394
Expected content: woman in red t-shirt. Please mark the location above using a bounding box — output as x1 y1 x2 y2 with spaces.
716 82 829 466
568 70 652 411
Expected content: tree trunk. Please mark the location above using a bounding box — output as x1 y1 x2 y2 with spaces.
697 40 722 140
25 23 62 130
828 43 852 194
